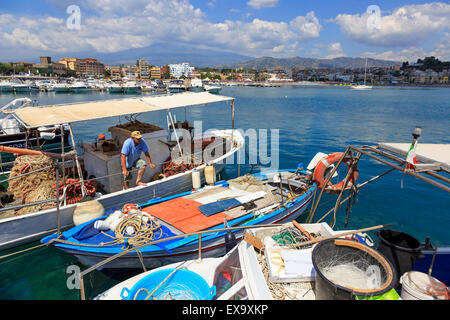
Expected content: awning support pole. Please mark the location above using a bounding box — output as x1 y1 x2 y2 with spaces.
168 110 183 157
67 123 86 198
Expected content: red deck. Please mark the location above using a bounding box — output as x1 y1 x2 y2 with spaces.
141 197 234 234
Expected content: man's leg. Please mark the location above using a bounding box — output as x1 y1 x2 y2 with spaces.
135 159 147 186
123 170 132 189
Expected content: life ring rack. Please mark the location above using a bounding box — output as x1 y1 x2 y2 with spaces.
313 152 359 194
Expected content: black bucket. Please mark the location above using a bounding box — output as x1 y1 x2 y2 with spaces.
375 229 423 284
312 239 397 300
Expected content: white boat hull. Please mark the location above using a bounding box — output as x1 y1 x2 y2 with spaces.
0 130 243 251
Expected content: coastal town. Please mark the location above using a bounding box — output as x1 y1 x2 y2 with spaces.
0 55 449 88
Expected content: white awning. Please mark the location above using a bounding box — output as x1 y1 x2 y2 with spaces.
378 142 450 172
4 91 234 128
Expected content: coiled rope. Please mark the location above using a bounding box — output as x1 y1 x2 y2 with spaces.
113 212 162 247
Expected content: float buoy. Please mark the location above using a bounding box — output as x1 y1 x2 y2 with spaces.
313 152 358 194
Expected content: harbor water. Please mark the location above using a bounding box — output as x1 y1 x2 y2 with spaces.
0 85 449 299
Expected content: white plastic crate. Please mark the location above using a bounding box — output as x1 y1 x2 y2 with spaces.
250 222 334 283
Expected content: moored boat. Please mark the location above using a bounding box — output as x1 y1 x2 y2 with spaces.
189 78 204 92
204 84 222 94
0 92 244 251
41 169 317 269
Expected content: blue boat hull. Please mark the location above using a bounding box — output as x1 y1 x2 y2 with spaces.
42 170 316 269
413 246 450 286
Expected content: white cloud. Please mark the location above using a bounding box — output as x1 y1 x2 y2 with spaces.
334 2 450 48
325 42 346 59
247 0 279 10
363 33 450 62
363 47 428 62
0 1 322 59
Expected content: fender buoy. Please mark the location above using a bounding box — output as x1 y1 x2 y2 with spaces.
122 203 138 215
313 152 358 194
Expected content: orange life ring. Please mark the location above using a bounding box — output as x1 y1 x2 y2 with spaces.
313 152 358 194
122 203 138 215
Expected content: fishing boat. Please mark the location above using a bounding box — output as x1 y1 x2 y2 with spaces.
351 57 372 90
91 221 380 300
0 92 244 251
189 79 204 92
41 169 317 269
0 98 72 172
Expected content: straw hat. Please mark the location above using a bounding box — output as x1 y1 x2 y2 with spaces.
131 131 143 139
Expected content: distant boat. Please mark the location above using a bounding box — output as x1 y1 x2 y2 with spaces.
351 57 372 90
0 81 14 93
108 83 123 94
189 78 204 92
70 81 92 93
204 84 222 94
123 81 141 94
168 80 186 93
54 83 71 93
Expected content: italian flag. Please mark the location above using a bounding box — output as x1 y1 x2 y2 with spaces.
406 141 419 169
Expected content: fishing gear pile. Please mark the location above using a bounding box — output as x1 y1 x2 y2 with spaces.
6 155 56 216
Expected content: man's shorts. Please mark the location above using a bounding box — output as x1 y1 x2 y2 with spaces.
123 159 147 182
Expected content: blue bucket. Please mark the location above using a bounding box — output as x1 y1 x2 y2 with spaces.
120 268 216 300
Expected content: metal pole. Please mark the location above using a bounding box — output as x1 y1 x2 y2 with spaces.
67 123 86 197
60 124 66 206
55 167 61 234
231 99 235 139
351 146 450 193
329 152 362 227
198 234 202 262
168 110 183 157
307 146 351 223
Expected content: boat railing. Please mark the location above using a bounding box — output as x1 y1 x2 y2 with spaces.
306 143 450 229
77 222 284 300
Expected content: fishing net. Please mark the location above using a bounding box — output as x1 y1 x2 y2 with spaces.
271 227 321 249
3 155 56 216
313 240 389 292
228 174 280 203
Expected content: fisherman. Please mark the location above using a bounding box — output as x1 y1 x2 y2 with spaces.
121 131 156 189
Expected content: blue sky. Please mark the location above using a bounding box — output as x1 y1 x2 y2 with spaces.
0 0 449 64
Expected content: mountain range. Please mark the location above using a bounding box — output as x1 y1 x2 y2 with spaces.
12 42 401 70
216 56 401 71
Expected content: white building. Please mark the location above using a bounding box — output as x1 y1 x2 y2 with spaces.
169 62 194 78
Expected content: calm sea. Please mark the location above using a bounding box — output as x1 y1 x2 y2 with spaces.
0 85 449 299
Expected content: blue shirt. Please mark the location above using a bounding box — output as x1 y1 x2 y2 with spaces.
121 138 149 168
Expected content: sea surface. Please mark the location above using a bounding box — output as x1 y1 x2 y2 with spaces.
0 85 449 300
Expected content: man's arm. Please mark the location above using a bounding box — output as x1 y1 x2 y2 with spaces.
144 151 156 169
121 153 128 176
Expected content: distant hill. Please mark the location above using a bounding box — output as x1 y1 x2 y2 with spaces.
86 43 253 68
217 56 401 70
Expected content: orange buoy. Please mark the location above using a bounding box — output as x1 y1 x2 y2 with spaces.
122 203 138 215
313 152 358 194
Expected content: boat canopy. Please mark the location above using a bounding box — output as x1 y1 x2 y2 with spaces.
4 92 234 128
